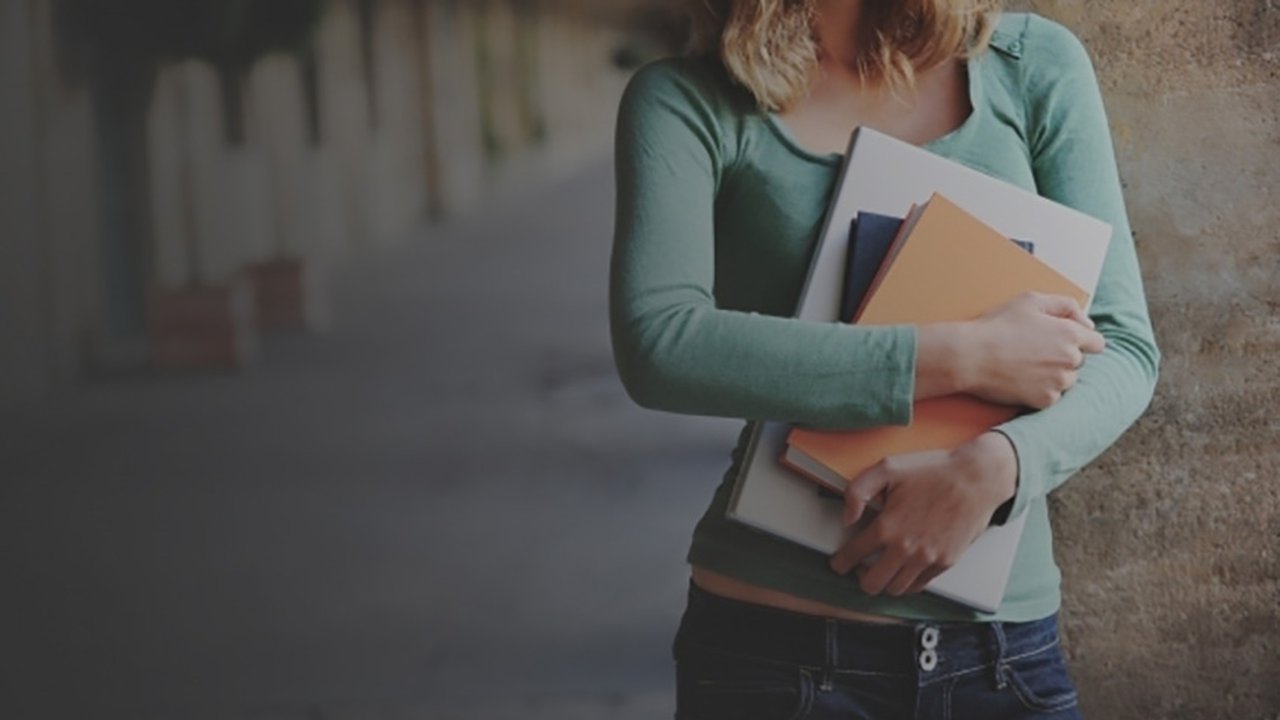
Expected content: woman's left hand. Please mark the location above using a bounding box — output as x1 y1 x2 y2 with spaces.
828 432 1019 597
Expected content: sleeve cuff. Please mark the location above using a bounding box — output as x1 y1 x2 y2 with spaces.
885 324 918 426
988 425 1034 525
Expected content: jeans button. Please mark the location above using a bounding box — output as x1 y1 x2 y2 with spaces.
919 648 938 672
921 627 940 649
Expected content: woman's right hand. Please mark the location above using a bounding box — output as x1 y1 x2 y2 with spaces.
916 292 1106 410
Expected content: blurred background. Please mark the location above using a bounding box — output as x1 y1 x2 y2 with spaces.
1 0 1277 718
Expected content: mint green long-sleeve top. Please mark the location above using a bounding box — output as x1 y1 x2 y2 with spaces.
609 12 1160 621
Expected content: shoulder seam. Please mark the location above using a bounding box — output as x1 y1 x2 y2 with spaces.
989 12 1033 59
1016 17 1033 154
626 55 735 194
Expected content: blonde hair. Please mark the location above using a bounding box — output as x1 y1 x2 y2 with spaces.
688 0 1002 111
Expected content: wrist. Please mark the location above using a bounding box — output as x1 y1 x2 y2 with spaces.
952 431 1018 507
950 319 993 397
915 322 977 399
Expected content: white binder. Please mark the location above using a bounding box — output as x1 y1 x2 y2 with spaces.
726 127 1112 613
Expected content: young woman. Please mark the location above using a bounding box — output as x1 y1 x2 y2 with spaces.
610 1 1159 717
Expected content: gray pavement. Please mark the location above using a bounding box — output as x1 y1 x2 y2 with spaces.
2 162 741 719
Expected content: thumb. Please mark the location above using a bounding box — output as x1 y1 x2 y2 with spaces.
843 465 892 527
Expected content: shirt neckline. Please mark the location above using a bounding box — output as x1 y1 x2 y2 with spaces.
762 50 987 167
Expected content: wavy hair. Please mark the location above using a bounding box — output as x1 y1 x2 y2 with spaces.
688 0 1002 111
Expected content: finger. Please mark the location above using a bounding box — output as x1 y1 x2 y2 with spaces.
1058 320 1105 358
1071 306 1097 329
1030 293 1086 324
1029 385 1062 410
1060 369 1079 393
829 524 885 576
843 464 891 527
906 564 949 595
858 544 908 596
1078 327 1106 355
842 485 872 528
885 555 933 597
1066 346 1084 369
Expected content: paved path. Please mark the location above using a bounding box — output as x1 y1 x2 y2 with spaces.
3 162 741 719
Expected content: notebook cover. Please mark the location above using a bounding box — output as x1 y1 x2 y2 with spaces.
841 212 904 323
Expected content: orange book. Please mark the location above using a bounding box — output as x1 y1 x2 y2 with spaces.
782 194 1090 494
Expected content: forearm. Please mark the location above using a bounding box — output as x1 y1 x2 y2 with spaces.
611 61 989 429
612 62 936 430
610 292 920 428
980 17 1161 520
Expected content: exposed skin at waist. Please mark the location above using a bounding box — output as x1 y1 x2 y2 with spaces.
691 565 908 625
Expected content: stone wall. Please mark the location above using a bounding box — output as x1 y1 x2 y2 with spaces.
1010 2 1280 717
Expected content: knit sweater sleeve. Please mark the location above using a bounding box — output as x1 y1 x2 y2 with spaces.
609 60 919 428
991 18 1161 522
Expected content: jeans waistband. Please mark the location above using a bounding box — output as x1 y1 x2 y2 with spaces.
676 581 1062 685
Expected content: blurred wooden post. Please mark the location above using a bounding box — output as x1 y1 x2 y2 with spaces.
148 62 259 370
513 0 547 146
410 0 446 220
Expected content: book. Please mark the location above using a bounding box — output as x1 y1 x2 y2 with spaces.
783 194 1090 495
724 127 1112 613
844 213 1036 326
840 212 903 323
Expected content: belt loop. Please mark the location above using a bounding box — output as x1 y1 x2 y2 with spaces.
821 618 836 692
990 622 1009 690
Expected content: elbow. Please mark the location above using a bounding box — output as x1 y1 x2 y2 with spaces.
1103 323 1161 410
611 330 657 409
1145 339 1162 400
610 300 709 414
610 313 679 413
610 289 735 417
616 358 665 412
612 335 684 413
1132 325 1161 401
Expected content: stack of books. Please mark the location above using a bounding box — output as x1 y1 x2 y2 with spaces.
725 128 1112 613
782 194 1088 494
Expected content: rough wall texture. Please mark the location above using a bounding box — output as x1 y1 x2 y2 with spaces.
1010 2 1280 718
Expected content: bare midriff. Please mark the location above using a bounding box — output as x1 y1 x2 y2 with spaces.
690 565 907 625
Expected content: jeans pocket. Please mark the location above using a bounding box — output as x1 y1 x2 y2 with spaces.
1001 642 1080 714
675 642 814 720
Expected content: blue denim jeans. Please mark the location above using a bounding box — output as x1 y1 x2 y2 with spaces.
674 582 1082 720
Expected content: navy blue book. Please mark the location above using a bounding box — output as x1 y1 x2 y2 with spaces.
841 212 903 322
